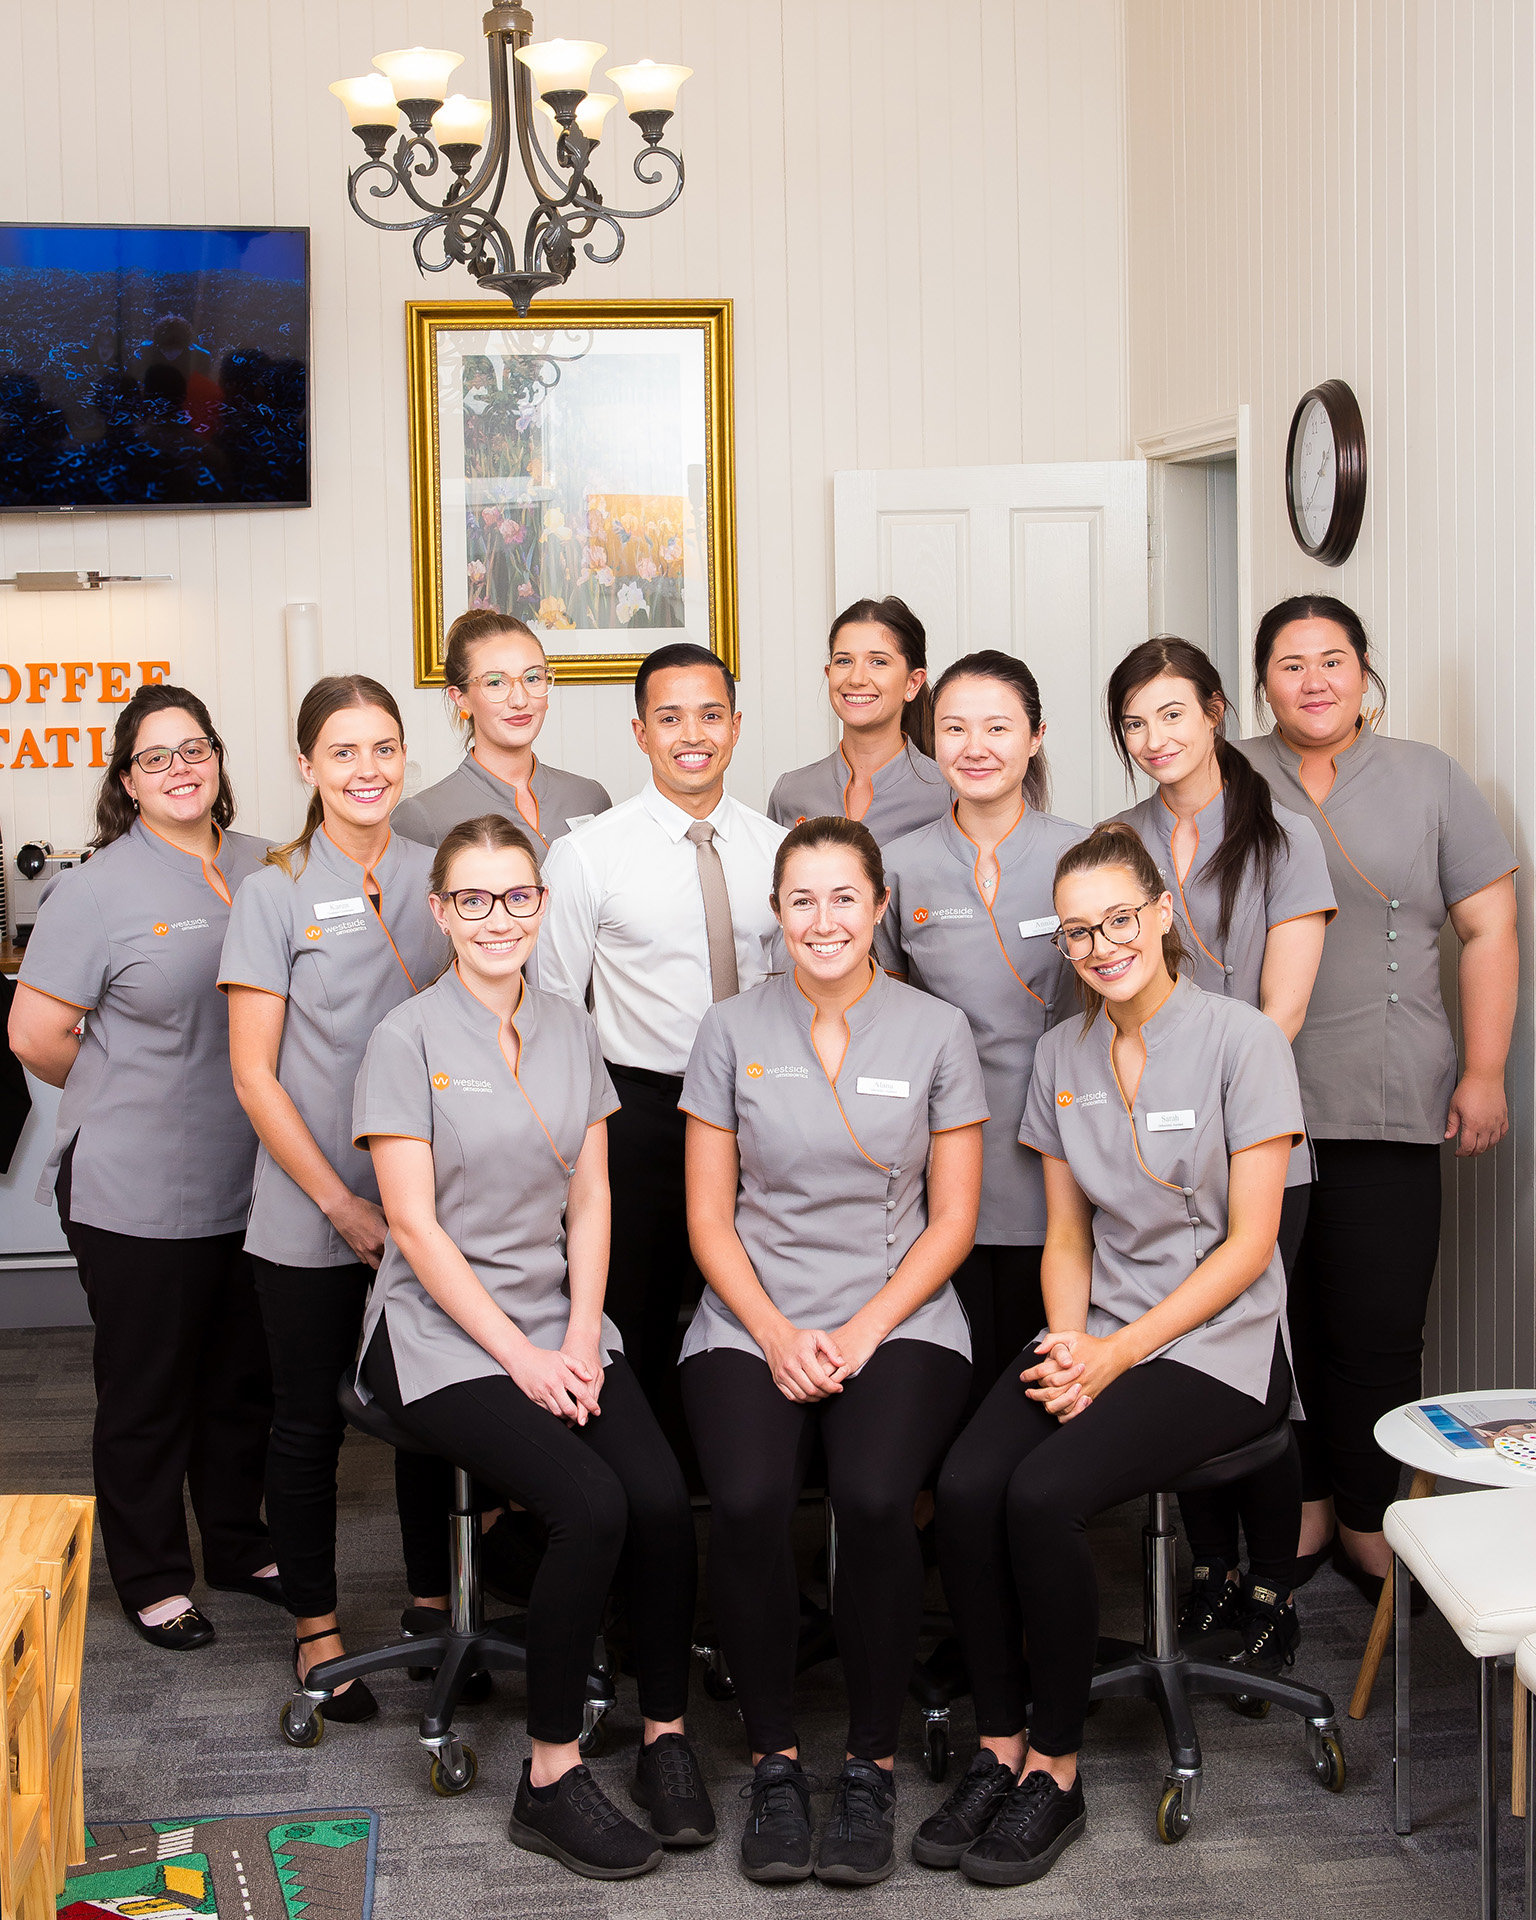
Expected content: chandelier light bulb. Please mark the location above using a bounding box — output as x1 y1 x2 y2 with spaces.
515 39 608 100
574 93 618 141
371 46 465 106
604 58 692 117
431 94 494 149
328 74 401 132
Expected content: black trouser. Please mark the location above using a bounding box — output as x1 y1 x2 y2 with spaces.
683 1340 972 1760
1178 1184 1308 1581
59 1152 273 1613
251 1258 450 1615
1286 1139 1443 1532
365 1323 696 1746
952 1243 1046 1418
937 1337 1292 1756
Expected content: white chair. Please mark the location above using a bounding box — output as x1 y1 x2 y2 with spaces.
1517 1632 1535 1920
1385 1488 1536 1920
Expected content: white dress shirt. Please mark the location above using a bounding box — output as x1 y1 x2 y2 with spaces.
540 779 788 1075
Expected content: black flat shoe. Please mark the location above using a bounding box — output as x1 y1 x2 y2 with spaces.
207 1572 286 1607
123 1602 215 1651
1330 1540 1427 1614
293 1629 379 1724
1291 1537 1336 1588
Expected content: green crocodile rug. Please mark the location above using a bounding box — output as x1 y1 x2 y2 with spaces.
57 1810 377 1920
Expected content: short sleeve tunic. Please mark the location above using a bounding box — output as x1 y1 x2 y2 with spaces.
875 803 1085 1245
352 967 622 1406
18 820 269 1239
218 827 451 1267
768 742 951 846
1238 725 1516 1142
1019 980 1305 1403
392 751 610 855
679 964 989 1365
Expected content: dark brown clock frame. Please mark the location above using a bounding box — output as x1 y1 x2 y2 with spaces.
1285 378 1367 566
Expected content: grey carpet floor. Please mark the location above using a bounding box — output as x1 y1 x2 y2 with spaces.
1 1326 1523 1918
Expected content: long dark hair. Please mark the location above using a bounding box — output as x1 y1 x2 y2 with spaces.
93 683 236 850
442 609 545 741
266 674 405 876
1253 594 1386 718
827 596 935 757
1107 636 1284 942
1054 822 1187 1030
931 649 1051 811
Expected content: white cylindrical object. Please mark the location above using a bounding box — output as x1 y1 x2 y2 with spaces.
284 603 322 736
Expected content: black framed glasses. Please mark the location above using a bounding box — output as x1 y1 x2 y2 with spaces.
1053 900 1156 959
130 736 217 774
438 885 548 920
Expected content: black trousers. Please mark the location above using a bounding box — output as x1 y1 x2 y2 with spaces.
251 1258 451 1615
952 1243 1046 1417
1287 1139 1443 1532
683 1340 972 1760
59 1155 273 1612
938 1337 1292 1756
1178 1183 1308 1582
365 1324 696 1746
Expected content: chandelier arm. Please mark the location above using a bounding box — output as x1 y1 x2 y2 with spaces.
574 146 684 222
508 49 574 201
381 135 468 218
346 158 447 234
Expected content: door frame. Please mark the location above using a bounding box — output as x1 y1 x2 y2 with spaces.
1135 405 1255 736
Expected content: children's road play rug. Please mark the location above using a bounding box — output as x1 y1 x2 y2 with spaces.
57 1810 377 1920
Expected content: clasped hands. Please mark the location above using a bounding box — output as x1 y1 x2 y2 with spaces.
764 1317 882 1403
1022 1328 1131 1422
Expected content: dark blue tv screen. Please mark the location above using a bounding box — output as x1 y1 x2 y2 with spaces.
0 224 310 511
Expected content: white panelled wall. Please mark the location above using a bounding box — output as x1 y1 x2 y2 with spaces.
1125 1 1536 1390
0 0 1128 849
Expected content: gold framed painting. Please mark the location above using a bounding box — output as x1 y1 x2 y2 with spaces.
407 298 737 687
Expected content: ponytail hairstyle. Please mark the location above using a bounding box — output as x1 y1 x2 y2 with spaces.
94 682 236 850
1107 635 1285 943
931 649 1051 812
827 596 935 758
771 814 886 907
1253 594 1385 722
441 608 546 740
266 674 405 877
1053 822 1186 1030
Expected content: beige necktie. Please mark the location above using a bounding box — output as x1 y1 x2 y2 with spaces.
686 819 740 1001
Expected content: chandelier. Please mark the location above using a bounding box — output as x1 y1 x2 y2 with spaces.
328 4 690 316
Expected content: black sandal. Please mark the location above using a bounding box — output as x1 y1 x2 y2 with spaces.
292 1628 379 1723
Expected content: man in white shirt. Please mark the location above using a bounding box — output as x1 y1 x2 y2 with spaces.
541 643 786 1412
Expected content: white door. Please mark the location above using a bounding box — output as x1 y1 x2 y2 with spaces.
834 462 1148 827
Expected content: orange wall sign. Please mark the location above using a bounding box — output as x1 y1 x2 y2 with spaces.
0 660 171 769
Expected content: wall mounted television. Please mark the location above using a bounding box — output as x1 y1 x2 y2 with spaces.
0 223 310 512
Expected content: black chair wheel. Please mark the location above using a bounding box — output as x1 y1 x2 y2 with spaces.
924 1719 950 1783
1229 1691 1271 1719
280 1702 324 1749
1156 1780 1192 1844
429 1745 478 1796
701 1664 736 1702
1312 1729 1346 1793
578 1709 610 1757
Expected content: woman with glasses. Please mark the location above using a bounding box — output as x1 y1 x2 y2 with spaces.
920 823 1302 1887
221 675 451 1721
9 684 276 1649
393 610 611 856
1106 636 1333 1667
768 597 949 845
357 814 707 1882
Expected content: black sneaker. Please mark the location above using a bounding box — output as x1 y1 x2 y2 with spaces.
738 1754 814 1883
1177 1559 1240 1640
815 1759 897 1885
912 1750 1018 1867
507 1760 661 1880
960 1769 1086 1886
1232 1578 1300 1675
630 1732 716 1846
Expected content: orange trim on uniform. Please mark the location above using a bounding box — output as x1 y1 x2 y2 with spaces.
323 824 421 992
792 962 890 1173
472 748 543 843
353 1130 431 1147
1156 790 1223 972
1266 907 1337 931
838 740 906 824
951 799 1046 1007
460 964 572 1173
1231 1129 1305 1154
1107 984 1186 1196
17 983 93 1012
677 1105 738 1134
141 818 233 906
1283 725 1391 903
218 979 288 999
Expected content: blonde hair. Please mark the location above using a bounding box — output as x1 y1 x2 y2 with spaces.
1053 822 1185 1029
266 674 405 876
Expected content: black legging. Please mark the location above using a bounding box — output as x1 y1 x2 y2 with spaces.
251 1258 451 1614
937 1336 1292 1756
365 1322 696 1746
682 1339 972 1760
1286 1139 1442 1531
952 1243 1046 1417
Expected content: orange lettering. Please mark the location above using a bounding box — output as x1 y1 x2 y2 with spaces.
87 726 109 768
0 666 19 704
26 663 57 703
138 660 171 686
44 727 79 769
61 662 92 702
11 729 46 769
99 662 130 703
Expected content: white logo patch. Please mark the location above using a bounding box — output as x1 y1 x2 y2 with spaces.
1019 915 1060 939
1146 1109 1196 1132
856 1077 910 1099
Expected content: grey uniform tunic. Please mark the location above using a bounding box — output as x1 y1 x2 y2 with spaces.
392 751 611 855
768 741 950 846
679 964 989 1365
1238 725 1516 1142
1020 979 1305 1404
875 803 1084 1245
352 966 622 1406
1113 786 1336 1186
218 828 451 1268
19 821 269 1239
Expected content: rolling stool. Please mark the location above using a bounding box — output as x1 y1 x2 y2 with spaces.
1088 1419 1346 1842
278 1378 617 1795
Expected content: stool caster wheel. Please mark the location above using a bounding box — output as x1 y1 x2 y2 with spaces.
1156 1779 1192 1843
429 1742 477 1796
578 1702 611 1758
1308 1725 1346 1792
280 1701 324 1749
923 1715 950 1783
1229 1691 1271 1719
701 1663 735 1703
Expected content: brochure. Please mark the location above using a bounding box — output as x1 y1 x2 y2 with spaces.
1407 1397 1536 1472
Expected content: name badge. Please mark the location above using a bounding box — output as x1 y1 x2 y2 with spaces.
857 1077 910 1099
1019 915 1060 939
316 896 367 919
1146 1109 1196 1132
